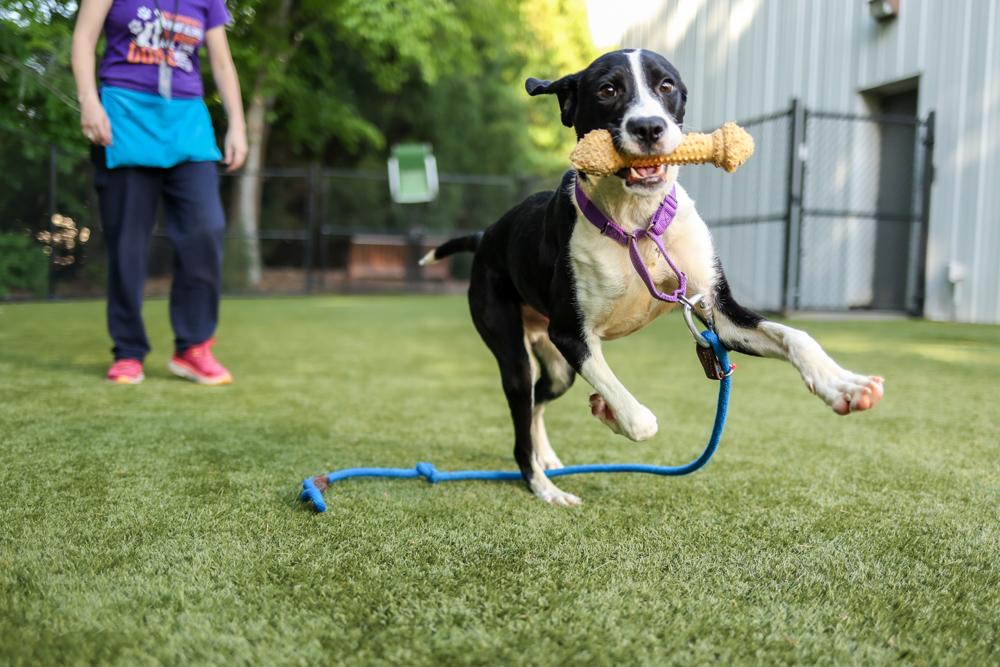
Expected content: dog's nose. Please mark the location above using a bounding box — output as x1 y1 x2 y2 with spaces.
626 116 667 146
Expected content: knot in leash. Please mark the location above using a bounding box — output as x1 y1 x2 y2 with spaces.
415 462 440 483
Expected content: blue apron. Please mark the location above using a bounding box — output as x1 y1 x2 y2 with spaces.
101 85 222 169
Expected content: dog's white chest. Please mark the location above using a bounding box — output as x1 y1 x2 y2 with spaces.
567 182 718 341
569 227 680 340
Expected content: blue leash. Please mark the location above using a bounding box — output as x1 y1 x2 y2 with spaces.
300 330 732 512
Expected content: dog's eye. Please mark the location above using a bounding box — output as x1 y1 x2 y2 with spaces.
659 79 675 94
597 84 617 99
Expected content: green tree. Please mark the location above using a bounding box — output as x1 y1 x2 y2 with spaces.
245 0 595 237
223 0 476 285
0 0 89 271
0 1 81 152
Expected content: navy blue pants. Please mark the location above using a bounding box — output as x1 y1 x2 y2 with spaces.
93 149 225 361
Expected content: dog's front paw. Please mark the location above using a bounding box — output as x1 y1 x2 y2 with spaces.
621 403 658 441
589 393 657 441
805 367 885 415
531 478 582 507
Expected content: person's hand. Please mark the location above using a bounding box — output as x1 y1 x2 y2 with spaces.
223 125 248 172
80 96 112 145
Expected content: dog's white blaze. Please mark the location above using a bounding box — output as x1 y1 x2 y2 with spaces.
619 49 684 156
625 50 664 120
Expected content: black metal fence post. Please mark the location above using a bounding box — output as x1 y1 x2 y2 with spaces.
317 169 328 292
304 162 319 293
407 227 424 285
913 110 935 317
781 99 806 313
46 144 58 299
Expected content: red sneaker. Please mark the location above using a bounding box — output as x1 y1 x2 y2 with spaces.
107 359 144 384
167 338 232 386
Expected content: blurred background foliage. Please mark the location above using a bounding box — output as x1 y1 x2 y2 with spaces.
0 0 596 290
0 0 596 174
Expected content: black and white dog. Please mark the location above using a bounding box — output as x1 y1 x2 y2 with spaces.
422 49 884 506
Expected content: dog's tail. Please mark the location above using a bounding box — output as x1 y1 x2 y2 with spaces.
418 231 484 266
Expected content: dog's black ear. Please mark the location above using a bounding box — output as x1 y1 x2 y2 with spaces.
524 77 553 96
525 73 579 128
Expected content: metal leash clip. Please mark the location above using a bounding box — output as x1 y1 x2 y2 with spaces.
680 293 734 380
679 293 711 347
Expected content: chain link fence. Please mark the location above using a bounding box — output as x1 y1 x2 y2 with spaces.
797 110 931 312
0 124 552 299
682 109 792 311
685 101 933 315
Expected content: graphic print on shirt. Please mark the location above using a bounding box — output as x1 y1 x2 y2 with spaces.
126 5 203 72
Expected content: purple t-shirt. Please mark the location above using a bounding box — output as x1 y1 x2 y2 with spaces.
98 0 230 99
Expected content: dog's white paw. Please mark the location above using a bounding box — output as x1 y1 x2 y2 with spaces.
531 478 582 507
621 403 658 441
589 393 657 441
805 366 885 415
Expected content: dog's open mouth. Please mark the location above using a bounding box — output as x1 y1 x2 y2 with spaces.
617 164 667 188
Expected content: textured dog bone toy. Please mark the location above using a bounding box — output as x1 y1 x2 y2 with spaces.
570 122 755 175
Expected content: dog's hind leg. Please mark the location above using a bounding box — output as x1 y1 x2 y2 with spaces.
470 269 581 506
522 305 575 470
529 332 576 470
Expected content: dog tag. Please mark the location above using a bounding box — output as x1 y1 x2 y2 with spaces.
158 60 172 99
695 344 727 380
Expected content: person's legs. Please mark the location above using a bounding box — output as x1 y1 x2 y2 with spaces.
161 160 225 353
93 147 161 363
161 160 231 385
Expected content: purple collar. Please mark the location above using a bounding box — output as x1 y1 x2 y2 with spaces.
574 178 688 303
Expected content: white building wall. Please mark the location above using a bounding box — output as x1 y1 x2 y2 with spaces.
620 0 1000 322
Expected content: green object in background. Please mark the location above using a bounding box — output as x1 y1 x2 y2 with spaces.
388 143 439 203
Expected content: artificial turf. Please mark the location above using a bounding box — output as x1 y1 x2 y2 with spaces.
0 295 997 665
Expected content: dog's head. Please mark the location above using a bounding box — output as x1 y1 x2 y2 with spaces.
526 49 687 194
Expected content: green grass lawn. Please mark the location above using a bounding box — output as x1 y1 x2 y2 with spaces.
1 295 998 665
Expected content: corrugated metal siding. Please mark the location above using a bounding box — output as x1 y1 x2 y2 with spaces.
621 0 1000 322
